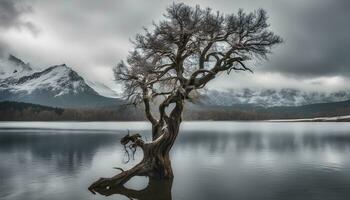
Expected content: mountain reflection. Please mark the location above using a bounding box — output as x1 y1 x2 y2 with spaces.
1 129 350 175
0 130 120 174
175 131 350 152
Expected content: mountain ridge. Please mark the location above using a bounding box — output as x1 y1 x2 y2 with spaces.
0 55 123 108
200 88 350 107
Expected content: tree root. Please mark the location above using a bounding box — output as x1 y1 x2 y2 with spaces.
89 132 147 194
88 163 144 194
91 177 173 200
89 132 174 197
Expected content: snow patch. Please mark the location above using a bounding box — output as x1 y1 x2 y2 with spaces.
86 80 120 98
269 115 350 122
0 57 33 79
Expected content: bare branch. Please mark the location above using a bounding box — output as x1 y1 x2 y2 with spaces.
113 3 282 132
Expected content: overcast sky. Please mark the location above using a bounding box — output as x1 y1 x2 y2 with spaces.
0 0 349 92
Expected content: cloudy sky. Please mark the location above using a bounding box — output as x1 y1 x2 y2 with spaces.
0 0 349 92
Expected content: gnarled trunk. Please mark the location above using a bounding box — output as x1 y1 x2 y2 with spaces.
88 102 182 195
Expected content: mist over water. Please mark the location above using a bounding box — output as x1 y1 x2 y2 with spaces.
1 122 350 200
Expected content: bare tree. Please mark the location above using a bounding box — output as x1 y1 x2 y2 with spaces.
89 3 282 194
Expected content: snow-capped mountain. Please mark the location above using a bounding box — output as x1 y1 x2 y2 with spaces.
0 55 123 108
200 88 350 107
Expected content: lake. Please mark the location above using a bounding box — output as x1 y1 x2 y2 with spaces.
1 121 350 200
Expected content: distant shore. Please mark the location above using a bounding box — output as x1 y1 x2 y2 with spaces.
269 115 350 122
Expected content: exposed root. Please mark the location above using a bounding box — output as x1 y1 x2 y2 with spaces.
89 130 175 197
89 132 147 195
91 178 173 200
89 163 144 195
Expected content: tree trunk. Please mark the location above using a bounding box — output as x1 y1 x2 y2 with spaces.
88 104 182 195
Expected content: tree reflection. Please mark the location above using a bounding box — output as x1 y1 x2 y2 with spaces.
93 178 173 200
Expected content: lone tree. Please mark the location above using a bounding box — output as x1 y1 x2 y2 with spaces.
89 3 282 194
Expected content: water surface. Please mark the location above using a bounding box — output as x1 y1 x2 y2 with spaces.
1 122 350 200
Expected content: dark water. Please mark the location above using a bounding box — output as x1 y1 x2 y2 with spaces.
1 122 350 200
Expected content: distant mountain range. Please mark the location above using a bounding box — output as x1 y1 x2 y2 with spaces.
200 89 350 107
0 55 123 108
1 54 350 119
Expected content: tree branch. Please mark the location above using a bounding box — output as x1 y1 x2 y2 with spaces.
141 86 157 125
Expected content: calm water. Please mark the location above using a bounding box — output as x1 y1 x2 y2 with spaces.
1 122 350 200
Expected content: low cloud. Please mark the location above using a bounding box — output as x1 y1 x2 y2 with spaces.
208 72 350 92
0 0 39 58
1 0 350 91
0 0 39 35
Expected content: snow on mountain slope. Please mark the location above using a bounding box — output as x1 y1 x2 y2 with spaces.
0 55 33 79
269 115 350 122
0 56 124 108
7 64 93 96
200 88 350 107
86 80 120 98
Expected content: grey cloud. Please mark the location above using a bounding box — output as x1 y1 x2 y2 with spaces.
1 0 350 91
0 0 39 58
262 0 350 77
0 0 20 29
22 21 40 37
0 39 9 57
0 0 38 34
